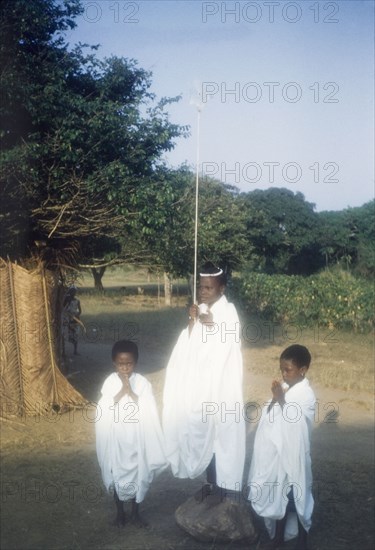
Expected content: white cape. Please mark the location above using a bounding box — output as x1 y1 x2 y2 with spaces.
95 372 167 503
163 295 245 491
248 378 316 539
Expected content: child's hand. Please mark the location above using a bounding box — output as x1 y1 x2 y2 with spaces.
122 375 132 395
199 310 214 325
271 379 285 402
189 304 199 321
114 374 138 403
267 380 286 412
189 304 213 324
118 373 131 393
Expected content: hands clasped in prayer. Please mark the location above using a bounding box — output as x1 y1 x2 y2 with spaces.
114 371 138 405
271 379 285 401
267 380 286 413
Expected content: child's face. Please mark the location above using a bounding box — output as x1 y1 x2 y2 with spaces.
279 358 307 387
113 352 136 377
198 277 225 306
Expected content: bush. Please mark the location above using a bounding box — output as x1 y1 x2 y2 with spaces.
236 270 374 332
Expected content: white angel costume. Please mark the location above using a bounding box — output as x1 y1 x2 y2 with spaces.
163 295 245 491
248 378 316 540
95 372 167 503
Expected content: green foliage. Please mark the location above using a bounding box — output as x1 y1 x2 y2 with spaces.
198 178 248 272
238 190 374 279
239 188 322 275
237 270 374 332
1 2 373 284
133 166 249 277
317 201 375 277
0 0 186 266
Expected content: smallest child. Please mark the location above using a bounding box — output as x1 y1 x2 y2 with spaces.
95 340 167 527
248 344 316 550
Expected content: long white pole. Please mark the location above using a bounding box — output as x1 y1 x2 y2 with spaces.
193 107 201 305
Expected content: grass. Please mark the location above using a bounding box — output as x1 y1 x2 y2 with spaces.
78 264 188 292
238 314 374 393
75 277 374 395
79 288 188 354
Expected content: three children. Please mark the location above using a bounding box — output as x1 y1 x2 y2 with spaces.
94 317 315 547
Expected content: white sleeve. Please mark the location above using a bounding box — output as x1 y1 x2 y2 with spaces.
100 373 122 398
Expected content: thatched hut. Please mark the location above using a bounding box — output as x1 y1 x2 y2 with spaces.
0 260 86 418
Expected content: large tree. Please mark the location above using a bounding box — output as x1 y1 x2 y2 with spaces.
318 200 375 276
350 200 375 277
0 0 186 268
134 166 249 278
241 188 321 275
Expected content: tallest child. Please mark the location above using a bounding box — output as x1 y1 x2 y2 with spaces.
163 263 245 497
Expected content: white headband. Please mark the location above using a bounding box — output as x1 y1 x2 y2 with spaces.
199 269 223 277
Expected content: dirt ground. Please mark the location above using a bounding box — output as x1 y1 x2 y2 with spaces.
1 308 374 550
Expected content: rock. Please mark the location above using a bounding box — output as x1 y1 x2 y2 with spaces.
175 491 258 543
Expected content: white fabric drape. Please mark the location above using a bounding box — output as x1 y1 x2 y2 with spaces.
248 378 316 539
163 295 245 491
95 372 167 503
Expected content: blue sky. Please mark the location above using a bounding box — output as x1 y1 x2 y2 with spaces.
66 1 374 211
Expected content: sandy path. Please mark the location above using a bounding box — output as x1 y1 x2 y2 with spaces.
1 339 374 550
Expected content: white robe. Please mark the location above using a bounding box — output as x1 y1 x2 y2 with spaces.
248 378 316 539
163 295 245 491
95 372 167 503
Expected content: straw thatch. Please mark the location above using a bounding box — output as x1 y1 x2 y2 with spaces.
0 260 87 417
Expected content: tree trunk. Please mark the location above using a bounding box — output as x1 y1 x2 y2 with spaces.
164 272 172 306
91 267 106 291
157 273 161 305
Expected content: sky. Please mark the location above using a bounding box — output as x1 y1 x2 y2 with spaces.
66 0 374 211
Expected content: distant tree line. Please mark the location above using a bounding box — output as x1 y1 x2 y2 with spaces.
134 177 374 281
1 0 373 290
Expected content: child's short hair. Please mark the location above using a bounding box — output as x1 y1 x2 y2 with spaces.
111 340 139 362
280 344 311 369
